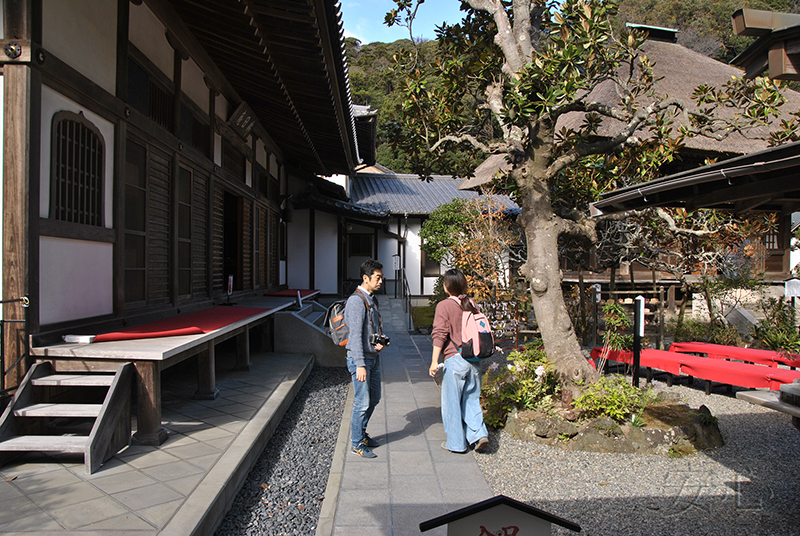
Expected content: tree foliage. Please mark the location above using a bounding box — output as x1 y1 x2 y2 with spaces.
420 196 523 301
385 0 798 393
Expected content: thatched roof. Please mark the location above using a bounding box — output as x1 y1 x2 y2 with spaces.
461 38 800 189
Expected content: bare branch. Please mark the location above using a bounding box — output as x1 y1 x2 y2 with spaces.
653 208 716 237
465 0 527 74
429 133 507 154
546 98 684 179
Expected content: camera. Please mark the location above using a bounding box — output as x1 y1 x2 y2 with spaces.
370 333 390 346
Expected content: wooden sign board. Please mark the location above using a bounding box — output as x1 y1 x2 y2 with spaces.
420 495 580 536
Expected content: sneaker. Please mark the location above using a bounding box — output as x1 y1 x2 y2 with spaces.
440 441 467 454
361 433 379 448
351 445 377 458
474 436 490 452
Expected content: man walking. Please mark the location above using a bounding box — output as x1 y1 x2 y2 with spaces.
345 259 386 458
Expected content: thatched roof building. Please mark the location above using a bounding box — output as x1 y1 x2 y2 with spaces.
461 26 800 189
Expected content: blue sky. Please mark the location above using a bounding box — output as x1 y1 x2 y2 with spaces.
339 0 466 44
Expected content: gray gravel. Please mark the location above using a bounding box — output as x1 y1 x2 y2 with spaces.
215 366 350 536
474 379 800 535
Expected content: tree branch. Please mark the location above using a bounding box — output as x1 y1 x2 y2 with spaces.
653 208 716 237
546 98 684 179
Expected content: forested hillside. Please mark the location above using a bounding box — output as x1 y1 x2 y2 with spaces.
345 1 800 172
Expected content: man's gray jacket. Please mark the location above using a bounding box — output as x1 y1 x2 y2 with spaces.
344 287 381 368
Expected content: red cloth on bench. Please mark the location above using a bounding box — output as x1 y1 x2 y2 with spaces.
591 347 800 390
669 341 800 368
263 289 318 297
93 306 267 342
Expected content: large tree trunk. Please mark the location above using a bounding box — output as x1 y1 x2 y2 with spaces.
516 149 599 396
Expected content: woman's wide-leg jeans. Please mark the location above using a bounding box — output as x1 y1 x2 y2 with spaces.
441 354 487 452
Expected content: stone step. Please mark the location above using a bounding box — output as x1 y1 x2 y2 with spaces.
13 403 102 418
0 435 86 452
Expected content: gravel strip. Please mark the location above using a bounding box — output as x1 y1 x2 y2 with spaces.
215 366 350 536
474 379 800 535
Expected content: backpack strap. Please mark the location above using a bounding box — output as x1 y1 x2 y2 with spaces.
356 288 385 336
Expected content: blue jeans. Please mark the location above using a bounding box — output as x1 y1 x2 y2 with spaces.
348 356 381 448
441 354 488 452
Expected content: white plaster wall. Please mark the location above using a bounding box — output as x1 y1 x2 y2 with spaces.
791 237 800 274
216 94 230 121
269 154 278 177
129 2 173 81
406 221 423 295
183 59 208 114
256 141 267 169
287 211 311 289
39 237 113 325
213 132 222 167
0 1 4 40
40 86 115 227
42 0 117 94
315 212 339 293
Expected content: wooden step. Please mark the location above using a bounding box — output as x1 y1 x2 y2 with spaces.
306 310 325 326
31 374 114 387
13 403 102 418
0 435 86 453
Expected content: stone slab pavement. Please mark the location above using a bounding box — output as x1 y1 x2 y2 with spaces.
0 350 314 535
317 297 494 536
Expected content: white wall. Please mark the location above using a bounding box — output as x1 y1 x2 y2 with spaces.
287 210 311 289
42 0 117 94
40 86 115 227
39 237 113 325
406 221 423 295
183 59 209 114
315 212 339 293
129 2 173 81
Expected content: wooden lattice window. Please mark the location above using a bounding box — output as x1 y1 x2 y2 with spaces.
50 111 105 226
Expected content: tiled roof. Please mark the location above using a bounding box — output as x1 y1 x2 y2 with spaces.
350 171 519 216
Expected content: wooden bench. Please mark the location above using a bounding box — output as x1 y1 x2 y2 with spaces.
591 347 800 394
31 298 295 445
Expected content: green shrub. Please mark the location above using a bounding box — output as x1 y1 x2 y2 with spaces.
754 297 800 352
411 305 435 329
602 301 633 350
573 375 652 424
673 318 742 346
480 339 561 428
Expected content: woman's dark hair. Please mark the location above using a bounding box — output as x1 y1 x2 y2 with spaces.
442 268 477 313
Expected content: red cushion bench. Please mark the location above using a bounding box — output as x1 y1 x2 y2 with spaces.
669 341 800 369
590 347 800 394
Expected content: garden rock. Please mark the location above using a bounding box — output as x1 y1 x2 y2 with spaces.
569 418 636 453
681 404 725 450
505 409 578 442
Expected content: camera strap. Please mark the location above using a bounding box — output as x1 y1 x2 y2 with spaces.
355 288 384 337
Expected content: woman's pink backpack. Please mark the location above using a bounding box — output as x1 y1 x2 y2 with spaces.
449 296 495 362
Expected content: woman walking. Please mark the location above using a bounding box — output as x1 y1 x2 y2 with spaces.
429 268 490 453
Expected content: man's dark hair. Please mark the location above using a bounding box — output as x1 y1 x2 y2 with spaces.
360 259 383 279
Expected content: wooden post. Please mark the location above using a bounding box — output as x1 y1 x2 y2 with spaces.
132 361 168 445
195 341 219 399
3 0 40 386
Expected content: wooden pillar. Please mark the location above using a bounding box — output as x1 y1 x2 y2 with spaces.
3 0 41 385
195 341 219 400
236 327 250 371
132 361 168 445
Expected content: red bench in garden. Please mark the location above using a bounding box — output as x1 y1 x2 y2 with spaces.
668 341 800 368
590 347 800 394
